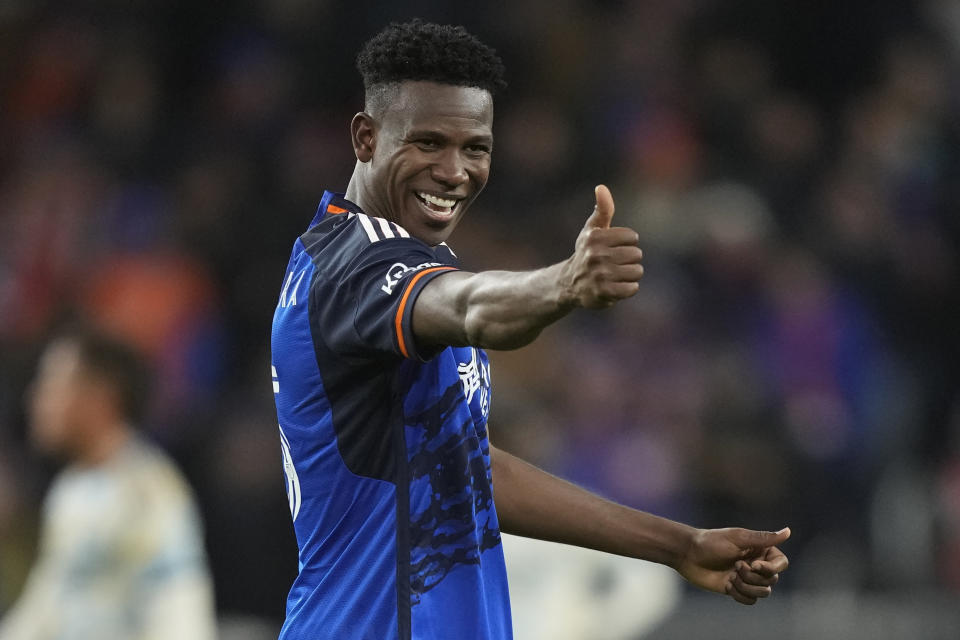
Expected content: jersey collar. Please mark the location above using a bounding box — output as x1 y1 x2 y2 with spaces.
310 190 457 257
311 191 363 226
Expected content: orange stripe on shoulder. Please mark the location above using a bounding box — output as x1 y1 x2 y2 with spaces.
326 204 348 214
394 266 457 359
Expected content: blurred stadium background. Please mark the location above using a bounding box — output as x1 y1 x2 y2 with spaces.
1 0 959 638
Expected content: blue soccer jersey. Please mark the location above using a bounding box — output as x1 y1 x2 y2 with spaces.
270 191 512 640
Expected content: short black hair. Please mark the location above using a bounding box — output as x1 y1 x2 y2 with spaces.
57 325 152 425
356 19 506 98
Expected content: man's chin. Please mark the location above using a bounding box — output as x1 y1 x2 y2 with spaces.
397 214 456 246
30 432 70 460
412 228 450 247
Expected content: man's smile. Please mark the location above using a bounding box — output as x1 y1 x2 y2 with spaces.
412 191 464 222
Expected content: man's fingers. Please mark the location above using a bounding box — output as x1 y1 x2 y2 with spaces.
604 281 641 300
611 263 645 283
725 580 758 606
572 183 644 308
608 245 643 264
731 571 773 600
737 561 780 588
751 547 789 576
585 184 616 229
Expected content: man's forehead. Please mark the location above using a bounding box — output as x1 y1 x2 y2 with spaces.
380 81 493 127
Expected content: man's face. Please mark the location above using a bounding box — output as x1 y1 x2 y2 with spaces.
362 81 493 246
27 341 91 458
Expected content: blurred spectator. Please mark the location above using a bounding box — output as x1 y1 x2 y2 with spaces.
0 326 215 640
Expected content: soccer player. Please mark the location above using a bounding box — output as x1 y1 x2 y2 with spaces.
0 326 216 640
270 20 790 640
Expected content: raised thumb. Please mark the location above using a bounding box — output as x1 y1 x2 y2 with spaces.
754 527 791 547
585 184 615 229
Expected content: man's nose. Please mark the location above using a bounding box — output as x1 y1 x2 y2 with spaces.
430 149 468 187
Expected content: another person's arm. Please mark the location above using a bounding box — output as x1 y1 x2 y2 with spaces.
491 446 790 605
413 185 643 351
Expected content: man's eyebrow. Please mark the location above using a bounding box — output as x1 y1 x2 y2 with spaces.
403 129 493 145
405 129 447 140
465 134 493 145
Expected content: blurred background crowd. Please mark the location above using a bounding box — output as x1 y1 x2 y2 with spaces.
1 0 958 637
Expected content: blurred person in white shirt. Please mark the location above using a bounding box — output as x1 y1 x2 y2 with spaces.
0 325 216 640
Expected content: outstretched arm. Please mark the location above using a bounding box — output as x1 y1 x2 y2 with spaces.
491 445 790 605
413 185 643 351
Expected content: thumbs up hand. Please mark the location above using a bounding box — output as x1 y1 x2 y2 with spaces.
677 526 791 605
559 185 645 309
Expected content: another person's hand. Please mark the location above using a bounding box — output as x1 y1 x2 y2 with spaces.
676 527 791 605
559 185 644 309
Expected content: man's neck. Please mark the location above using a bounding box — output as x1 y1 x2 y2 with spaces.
344 169 366 211
75 425 133 468
345 168 391 222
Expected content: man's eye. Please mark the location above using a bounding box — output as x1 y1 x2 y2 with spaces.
415 140 440 150
466 145 490 154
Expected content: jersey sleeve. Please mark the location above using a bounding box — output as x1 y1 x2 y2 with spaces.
311 237 458 362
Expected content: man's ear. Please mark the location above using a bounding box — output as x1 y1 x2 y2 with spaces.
351 112 376 162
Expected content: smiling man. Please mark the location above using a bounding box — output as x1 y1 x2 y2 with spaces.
346 79 492 247
270 20 790 640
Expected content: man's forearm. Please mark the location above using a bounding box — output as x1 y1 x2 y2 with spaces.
415 265 574 351
491 445 696 570
412 186 644 352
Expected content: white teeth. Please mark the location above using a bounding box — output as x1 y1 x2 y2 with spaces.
418 192 457 208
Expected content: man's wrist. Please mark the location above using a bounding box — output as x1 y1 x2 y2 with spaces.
550 259 579 311
632 514 698 570
669 523 699 571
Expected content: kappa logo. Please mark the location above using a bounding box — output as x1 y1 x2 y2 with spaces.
381 261 442 295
